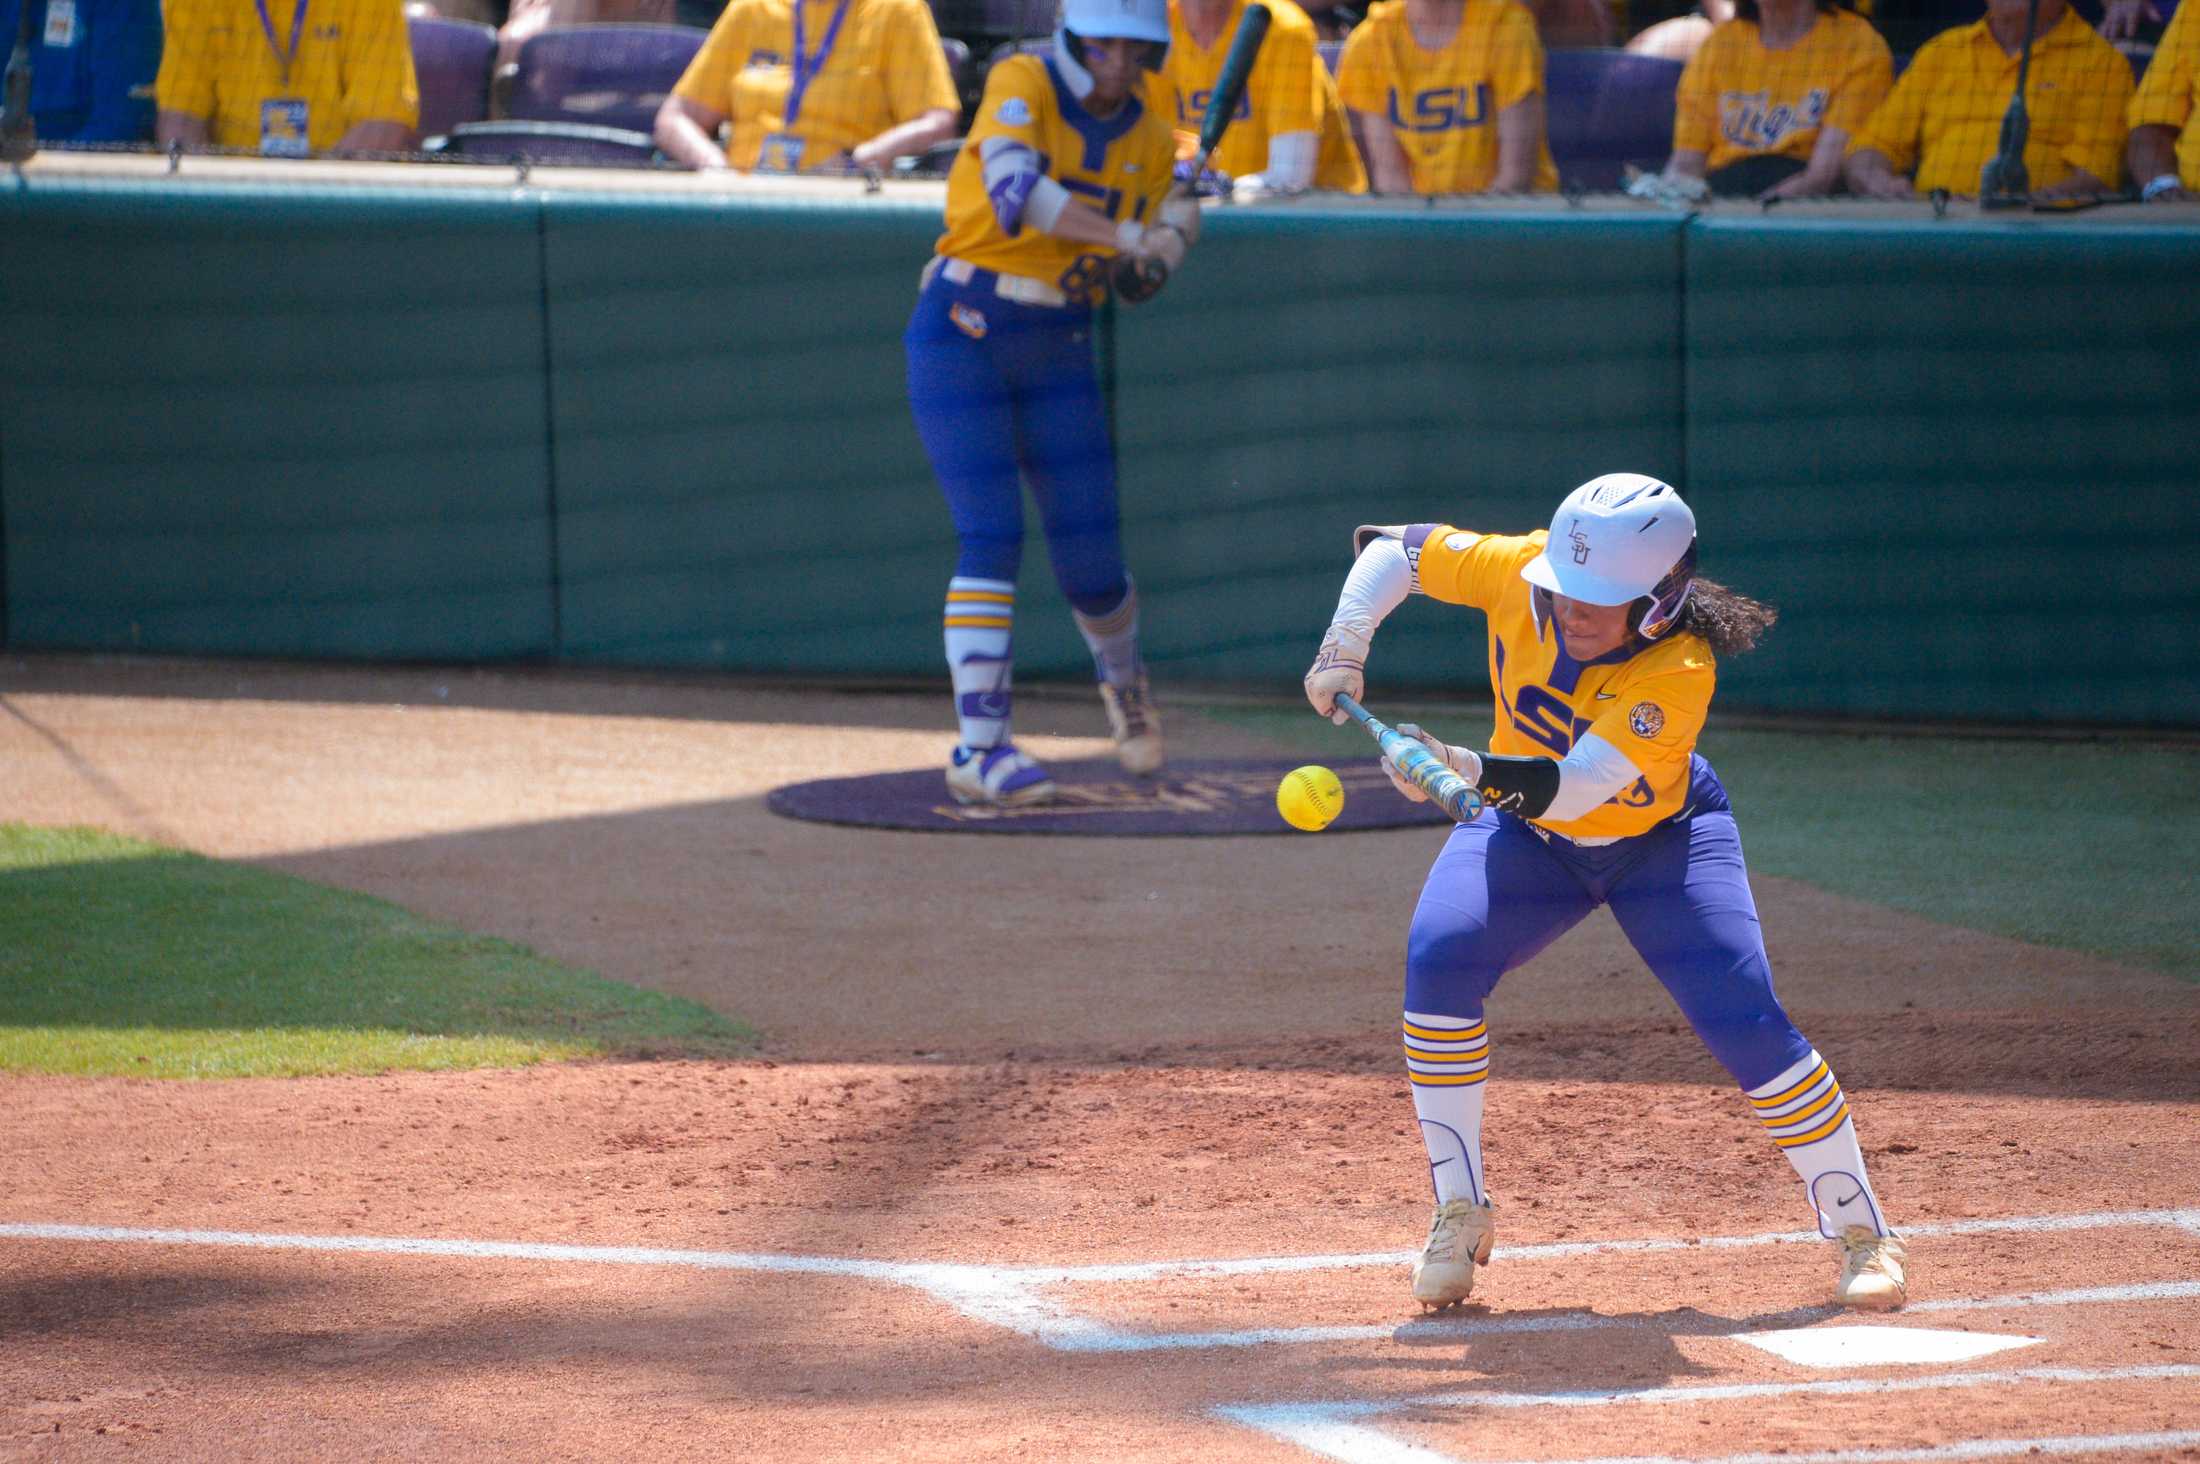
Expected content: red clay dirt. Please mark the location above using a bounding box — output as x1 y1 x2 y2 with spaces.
2 654 2196 1463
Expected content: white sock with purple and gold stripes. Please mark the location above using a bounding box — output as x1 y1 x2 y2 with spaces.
1404 1011 1489 1205
1747 1048 1891 1238
944 577 1016 750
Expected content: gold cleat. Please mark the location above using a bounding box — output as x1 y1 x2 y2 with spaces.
1834 1226 1908 1310
1412 1198 1496 1308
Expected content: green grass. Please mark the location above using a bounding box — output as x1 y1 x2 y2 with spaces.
0 825 755 1078
1194 700 2200 981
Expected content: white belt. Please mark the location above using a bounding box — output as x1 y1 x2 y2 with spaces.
922 254 1071 308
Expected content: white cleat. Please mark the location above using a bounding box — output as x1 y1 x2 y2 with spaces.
1834 1226 1908 1310
1099 678 1164 775
1412 1198 1496 1309
946 743 1056 806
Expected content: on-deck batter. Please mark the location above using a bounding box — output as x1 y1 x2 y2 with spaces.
1303 472 1909 1312
905 0 1200 807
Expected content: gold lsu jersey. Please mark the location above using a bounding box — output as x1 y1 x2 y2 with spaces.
671 0 959 171
1414 528 1717 842
1671 9 1892 172
1334 0 1558 194
935 54 1179 288
1151 0 1321 182
2129 0 2200 191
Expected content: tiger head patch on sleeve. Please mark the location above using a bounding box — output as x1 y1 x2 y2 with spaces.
1629 702 1666 738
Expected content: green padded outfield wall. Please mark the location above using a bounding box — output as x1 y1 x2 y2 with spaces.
540 191 959 674
1685 215 2200 726
5 177 2198 726
0 181 557 660
1113 208 1685 691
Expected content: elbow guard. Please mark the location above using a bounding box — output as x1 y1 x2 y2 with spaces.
1475 753 1562 819
980 137 1047 235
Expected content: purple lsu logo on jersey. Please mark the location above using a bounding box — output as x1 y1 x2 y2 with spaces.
1386 83 1492 134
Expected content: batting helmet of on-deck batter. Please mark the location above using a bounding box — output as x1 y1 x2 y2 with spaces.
1055 0 1172 93
1520 473 1699 641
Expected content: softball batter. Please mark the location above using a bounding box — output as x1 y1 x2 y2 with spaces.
1303 473 1908 1311
907 0 1199 806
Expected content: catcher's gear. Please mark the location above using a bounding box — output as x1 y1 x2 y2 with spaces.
1111 251 1168 304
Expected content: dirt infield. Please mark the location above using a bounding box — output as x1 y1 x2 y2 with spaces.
3 655 2197 1462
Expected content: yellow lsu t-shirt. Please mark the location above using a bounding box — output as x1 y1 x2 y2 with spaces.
2128 0 2200 190
672 0 958 172
1848 7 2132 194
155 0 418 153
1672 8 1892 171
1151 0 1320 182
1314 58 1369 191
1334 0 1558 194
1414 528 1716 842
934 54 1178 291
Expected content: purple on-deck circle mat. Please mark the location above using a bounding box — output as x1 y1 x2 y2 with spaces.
765 757 1458 836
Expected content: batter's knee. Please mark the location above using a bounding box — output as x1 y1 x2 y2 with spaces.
1693 1007 1813 1090
1404 912 1503 1019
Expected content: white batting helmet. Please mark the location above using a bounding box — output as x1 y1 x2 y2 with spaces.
1521 473 1698 640
1060 0 1170 45
1054 0 1169 98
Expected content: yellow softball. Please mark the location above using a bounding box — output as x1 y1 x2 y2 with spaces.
1277 764 1345 832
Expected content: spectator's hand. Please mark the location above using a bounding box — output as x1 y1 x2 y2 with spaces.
1624 168 1709 207
1230 171 1305 202
2100 0 2160 39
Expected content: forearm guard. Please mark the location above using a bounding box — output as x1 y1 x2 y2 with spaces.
1475 753 1562 818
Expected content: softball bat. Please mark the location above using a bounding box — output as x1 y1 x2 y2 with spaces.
1332 693 1484 823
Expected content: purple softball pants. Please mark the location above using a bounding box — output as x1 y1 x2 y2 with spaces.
1403 757 1814 1091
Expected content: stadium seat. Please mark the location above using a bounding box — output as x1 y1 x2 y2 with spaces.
508 24 709 134
409 15 499 143
432 119 663 164
934 0 1055 45
1543 48 1683 193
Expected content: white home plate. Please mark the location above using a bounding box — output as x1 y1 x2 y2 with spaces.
1737 1325 2042 1368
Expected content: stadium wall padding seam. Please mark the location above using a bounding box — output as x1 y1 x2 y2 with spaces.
534 193 565 659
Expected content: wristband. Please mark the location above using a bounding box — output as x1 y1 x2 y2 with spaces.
2142 173 2184 201
1115 219 1146 254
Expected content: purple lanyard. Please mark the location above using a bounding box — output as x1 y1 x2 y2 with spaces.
254 0 310 85
784 0 853 126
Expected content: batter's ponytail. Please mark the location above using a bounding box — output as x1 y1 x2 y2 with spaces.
1667 577 1778 658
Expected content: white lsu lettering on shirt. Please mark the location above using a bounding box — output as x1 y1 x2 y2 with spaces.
1717 86 1829 149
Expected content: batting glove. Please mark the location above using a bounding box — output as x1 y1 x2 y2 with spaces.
1380 724 1482 803
1304 628 1368 725
1172 158 1234 198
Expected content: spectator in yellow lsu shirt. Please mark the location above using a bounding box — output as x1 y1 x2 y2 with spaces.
2126 0 2199 201
655 0 959 174
1336 0 1558 194
155 0 418 155
1843 0 2132 199
1154 0 1364 193
1632 0 1891 200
